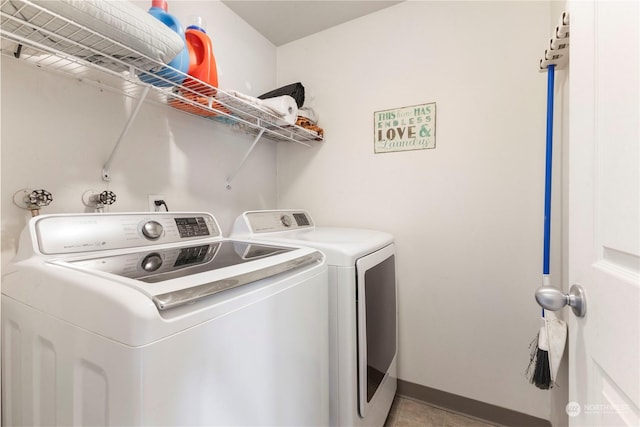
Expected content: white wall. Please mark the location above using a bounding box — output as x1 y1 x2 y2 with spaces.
276 1 554 419
1 0 278 267
0 0 571 422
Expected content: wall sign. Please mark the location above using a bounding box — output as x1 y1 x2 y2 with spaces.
374 102 436 153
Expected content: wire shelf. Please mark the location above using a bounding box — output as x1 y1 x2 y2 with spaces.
0 0 324 145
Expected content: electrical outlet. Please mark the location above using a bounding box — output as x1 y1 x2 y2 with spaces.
148 195 166 212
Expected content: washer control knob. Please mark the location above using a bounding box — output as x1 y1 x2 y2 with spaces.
280 215 293 227
142 221 163 240
141 253 163 272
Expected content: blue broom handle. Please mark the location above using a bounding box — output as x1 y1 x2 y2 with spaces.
543 64 555 276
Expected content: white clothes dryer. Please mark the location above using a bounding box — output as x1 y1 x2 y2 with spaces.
232 210 397 427
2 212 329 426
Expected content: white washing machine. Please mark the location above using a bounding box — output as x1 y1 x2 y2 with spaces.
2 212 329 426
232 210 397 427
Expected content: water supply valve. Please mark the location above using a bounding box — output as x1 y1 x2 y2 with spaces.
13 188 53 216
83 189 117 213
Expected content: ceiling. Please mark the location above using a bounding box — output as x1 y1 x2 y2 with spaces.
221 1 404 46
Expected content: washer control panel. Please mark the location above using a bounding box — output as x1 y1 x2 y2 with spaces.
244 210 314 233
33 212 219 255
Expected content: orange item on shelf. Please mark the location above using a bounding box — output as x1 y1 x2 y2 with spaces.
167 92 229 117
185 26 218 92
169 18 222 117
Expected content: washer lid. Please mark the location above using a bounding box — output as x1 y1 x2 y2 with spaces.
65 240 293 283
53 240 323 311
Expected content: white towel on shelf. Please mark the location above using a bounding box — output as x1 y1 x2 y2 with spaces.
261 96 298 123
228 90 298 125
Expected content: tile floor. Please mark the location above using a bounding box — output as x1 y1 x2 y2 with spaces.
384 396 498 427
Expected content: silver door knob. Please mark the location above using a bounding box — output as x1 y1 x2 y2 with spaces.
535 284 586 317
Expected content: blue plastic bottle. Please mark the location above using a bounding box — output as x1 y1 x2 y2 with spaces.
139 0 189 87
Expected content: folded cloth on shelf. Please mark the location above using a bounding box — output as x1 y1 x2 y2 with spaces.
258 82 305 108
1 0 185 73
226 90 298 125
297 107 318 123
296 116 324 139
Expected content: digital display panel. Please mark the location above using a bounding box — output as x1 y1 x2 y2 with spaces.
293 213 310 226
175 217 210 238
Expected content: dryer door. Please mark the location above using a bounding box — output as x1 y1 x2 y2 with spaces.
356 243 397 418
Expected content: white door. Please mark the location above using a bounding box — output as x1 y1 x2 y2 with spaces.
568 1 639 426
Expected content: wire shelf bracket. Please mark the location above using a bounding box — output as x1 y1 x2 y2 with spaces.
102 85 151 181
225 129 265 190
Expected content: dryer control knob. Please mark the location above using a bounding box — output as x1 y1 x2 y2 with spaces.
281 215 293 227
141 253 163 272
142 221 163 240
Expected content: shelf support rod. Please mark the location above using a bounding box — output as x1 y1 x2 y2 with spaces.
102 85 151 181
226 129 265 189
